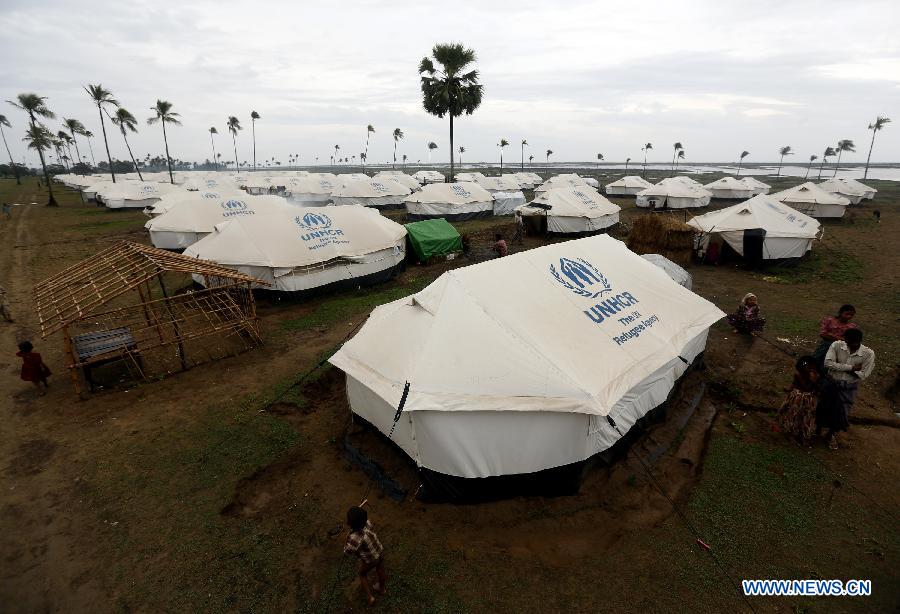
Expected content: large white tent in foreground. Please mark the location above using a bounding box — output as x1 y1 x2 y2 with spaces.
404 183 494 221
184 206 406 292
770 182 850 218
517 187 620 234
687 195 821 261
329 235 724 499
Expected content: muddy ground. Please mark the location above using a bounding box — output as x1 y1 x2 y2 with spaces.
0 172 897 613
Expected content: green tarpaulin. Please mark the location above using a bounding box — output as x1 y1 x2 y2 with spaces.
404 218 463 262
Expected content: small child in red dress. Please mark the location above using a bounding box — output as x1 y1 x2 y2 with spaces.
17 341 51 395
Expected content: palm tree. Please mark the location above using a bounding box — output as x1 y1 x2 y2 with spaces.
364 124 375 168
805 155 818 179
736 150 750 176
675 149 685 172
670 142 682 175
641 143 653 177
776 145 793 176
250 110 260 171
597 153 604 167
546 149 553 162
111 107 143 180
226 116 242 174
402 154 407 168
498 138 509 173
832 139 856 177
147 100 181 184
427 141 438 164
84 84 119 183
419 43 484 182
7 93 57 204
0 114 20 184
209 127 219 171
625 157 631 172
57 131 75 170
62 118 86 174
528 154 534 165
82 130 97 168
392 128 404 169
817 146 836 179
863 116 891 179
332 144 340 169
520 139 528 170
458 146 465 165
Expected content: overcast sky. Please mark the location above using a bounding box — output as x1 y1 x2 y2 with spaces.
1 0 897 168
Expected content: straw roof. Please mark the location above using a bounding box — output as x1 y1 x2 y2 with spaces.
34 241 262 336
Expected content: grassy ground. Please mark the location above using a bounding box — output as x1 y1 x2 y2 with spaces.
0 176 897 613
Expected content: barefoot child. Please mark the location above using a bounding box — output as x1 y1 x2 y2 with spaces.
343 505 386 605
16 341 51 395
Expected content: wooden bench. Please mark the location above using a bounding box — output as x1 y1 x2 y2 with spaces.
72 328 142 390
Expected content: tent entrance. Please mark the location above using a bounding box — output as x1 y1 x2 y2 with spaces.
743 228 766 268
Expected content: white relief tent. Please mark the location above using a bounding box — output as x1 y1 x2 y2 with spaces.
330 178 411 208
404 182 494 221
769 182 851 218
517 187 620 234
605 176 654 196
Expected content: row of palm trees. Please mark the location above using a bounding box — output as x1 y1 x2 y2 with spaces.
771 128 892 180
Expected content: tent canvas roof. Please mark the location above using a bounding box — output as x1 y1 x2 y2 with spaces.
145 195 290 233
770 182 850 206
704 176 752 190
404 182 493 205
331 178 411 198
183 206 406 268
817 178 867 196
739 177 771 189
34 241 261 336
330 234 724 417
687 194 821 237
529 187 620 218
606 176 654 189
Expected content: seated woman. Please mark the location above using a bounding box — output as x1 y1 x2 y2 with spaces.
727 293 766 334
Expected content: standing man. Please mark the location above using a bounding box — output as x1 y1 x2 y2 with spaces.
817 328 875 450
512 210 526 245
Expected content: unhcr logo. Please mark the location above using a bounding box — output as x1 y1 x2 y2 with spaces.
295 212 332 230
201 191 221 199
550 258 612 299
371 182 390 193
451 185 472 198
221 199 248 212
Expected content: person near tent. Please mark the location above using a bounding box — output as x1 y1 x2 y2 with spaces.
513 211 526 245
816 328 874 450
778 356 819 443
16 341 51 395
492 233 508 258
343 506 386 605
812 304 857 372
0 284 12 322
726 293 765 334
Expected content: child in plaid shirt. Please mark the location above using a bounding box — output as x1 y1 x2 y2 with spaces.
343 506 386 605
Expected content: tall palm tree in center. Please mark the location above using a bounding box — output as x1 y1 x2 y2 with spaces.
670 142 682 175
737 150 750 176
0 114 20 184
147 100 181 184
84 84 119 183
498 138 509 173
227 116 242 174
776 145 793 176
364 124 375 169
111 107 143 180
817 146 836 179
62 117 86 173
863 116 891 179
832 139 855 177
7 93 57 205
458 146 465 165
520 139 528 170
392 128 404 169
250 110 260 171
641 142 653 177
805 155 818 179
209 127 219 171
419 43 484 182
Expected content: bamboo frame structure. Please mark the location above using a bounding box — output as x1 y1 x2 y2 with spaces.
34 241 268 396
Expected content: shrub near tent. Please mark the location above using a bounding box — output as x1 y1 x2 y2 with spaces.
328 235 724 501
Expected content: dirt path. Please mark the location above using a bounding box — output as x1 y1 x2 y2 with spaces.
0 204 109 611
